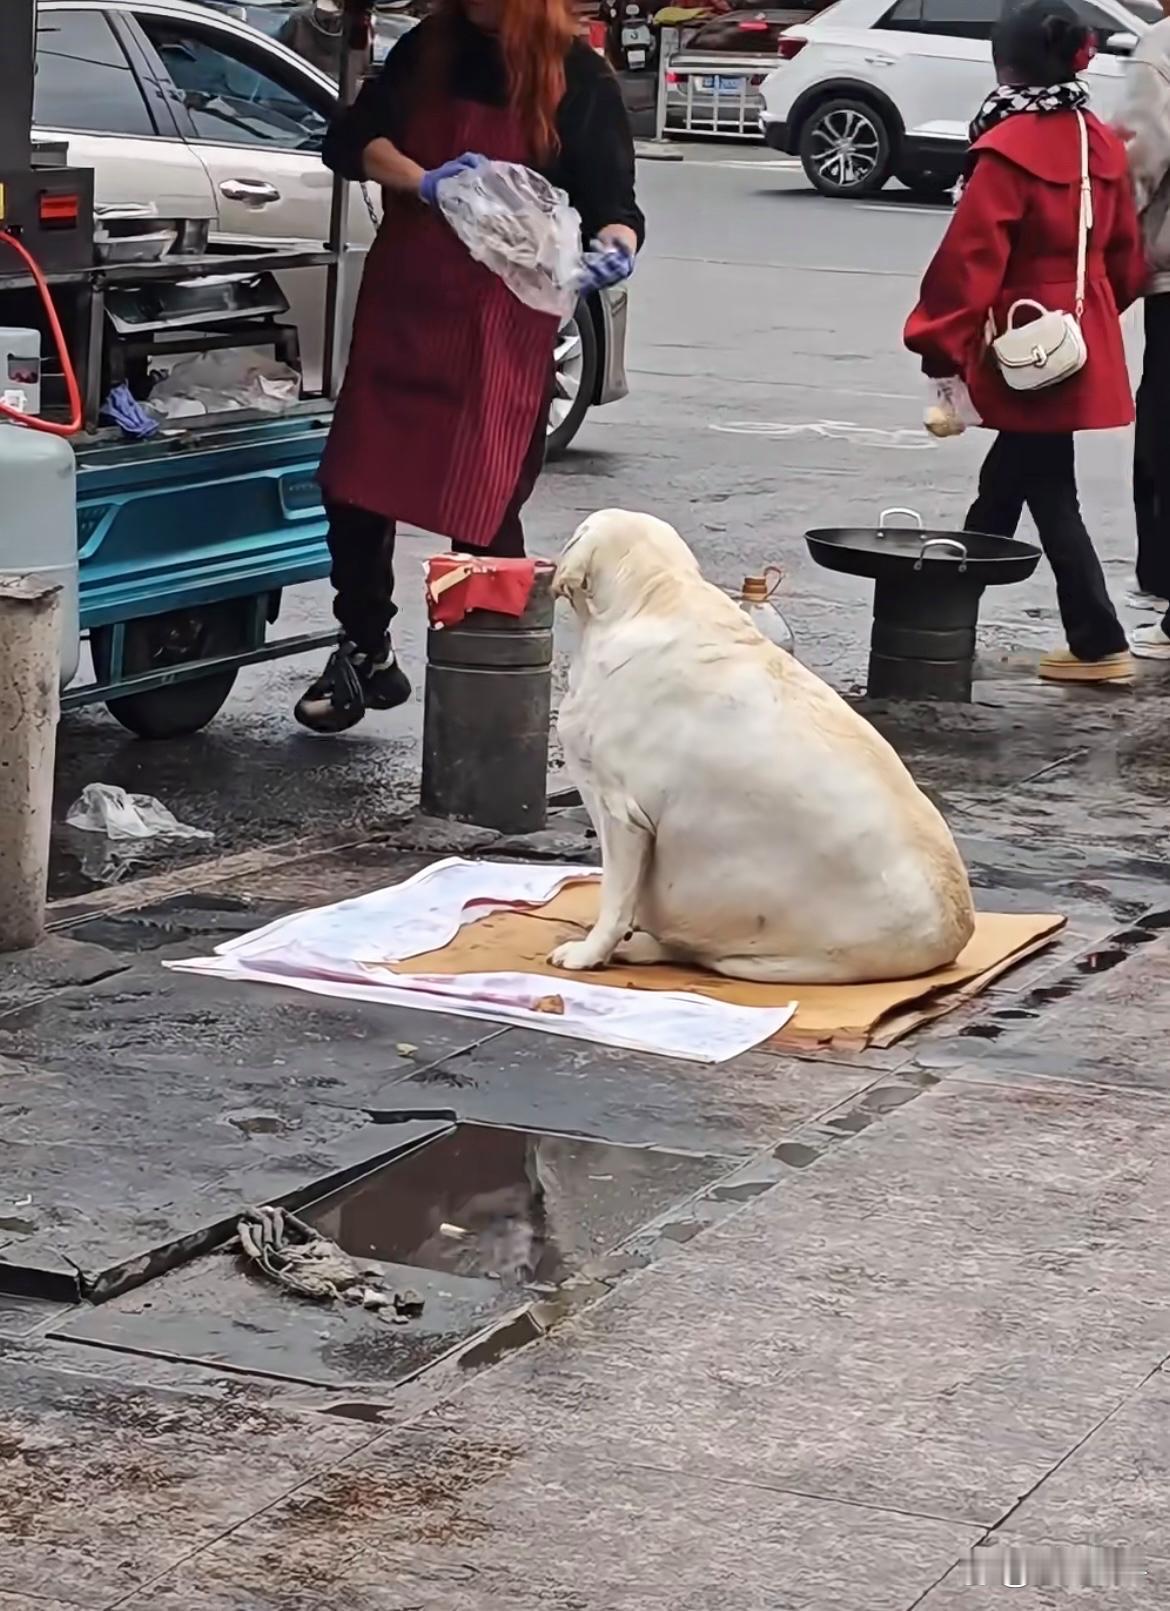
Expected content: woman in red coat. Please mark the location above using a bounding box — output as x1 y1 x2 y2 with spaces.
905 0 1147 684
295 0 644 732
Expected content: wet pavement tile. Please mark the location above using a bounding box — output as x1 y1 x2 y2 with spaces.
52 1127 734 1391
0 1294 69 1339
423 1079 1170 1524
999 1368 1170 1556
53 1247 520 1393
0 1118 449 1302
0 1596 83 1611
911 933 1170 1091
0 1358 372 1608
112 1431 980 1611
0 961 496 1106
375 1030 875 1154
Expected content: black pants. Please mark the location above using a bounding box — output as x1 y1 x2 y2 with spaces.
966 432 1126 662
325 401 548 655
1134 294 1170 601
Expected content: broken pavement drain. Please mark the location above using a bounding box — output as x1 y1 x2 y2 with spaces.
45 1123 744 1395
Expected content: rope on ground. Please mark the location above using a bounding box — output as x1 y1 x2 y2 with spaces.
237 1205 424 1319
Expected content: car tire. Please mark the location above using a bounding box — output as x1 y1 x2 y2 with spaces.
799 98 892 199
92 603 246 740
546 298 599 459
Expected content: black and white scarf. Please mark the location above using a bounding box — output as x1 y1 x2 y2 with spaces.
969 80 1088 143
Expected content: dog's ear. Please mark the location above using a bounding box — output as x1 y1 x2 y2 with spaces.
552 525 593 612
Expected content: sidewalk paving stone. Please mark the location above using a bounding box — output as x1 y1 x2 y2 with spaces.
0 1359 374 1607
421 1079 1170 1525
110 1432 981 1611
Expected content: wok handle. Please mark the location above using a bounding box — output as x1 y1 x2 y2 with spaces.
915 537 969 572
878 507 924 534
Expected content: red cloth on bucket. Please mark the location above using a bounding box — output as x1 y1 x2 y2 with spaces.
426 555 539 629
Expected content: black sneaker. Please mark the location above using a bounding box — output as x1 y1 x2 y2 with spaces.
294 640 412 733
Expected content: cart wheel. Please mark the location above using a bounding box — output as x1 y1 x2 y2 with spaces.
92 604 246 740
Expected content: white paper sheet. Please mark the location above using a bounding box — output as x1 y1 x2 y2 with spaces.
166 858 795 1064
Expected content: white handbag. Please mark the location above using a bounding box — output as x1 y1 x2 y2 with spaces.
988 110 1092 392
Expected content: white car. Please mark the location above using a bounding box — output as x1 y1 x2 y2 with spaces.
33 0 630 451
760 0 1159 199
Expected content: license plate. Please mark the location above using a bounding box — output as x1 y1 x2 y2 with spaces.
699 74 747 93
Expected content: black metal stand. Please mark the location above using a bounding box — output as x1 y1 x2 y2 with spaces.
867 575 986 703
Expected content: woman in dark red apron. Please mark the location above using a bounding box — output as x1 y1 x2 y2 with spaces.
296 0 644 732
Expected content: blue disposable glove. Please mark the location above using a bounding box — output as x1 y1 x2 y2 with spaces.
419 152 487 208
575 240 635 295
100 382 158 441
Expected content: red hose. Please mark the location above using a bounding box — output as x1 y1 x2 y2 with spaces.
0 229 83 437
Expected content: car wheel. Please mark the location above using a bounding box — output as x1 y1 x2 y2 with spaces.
800 98 892 199
546 298 599 458
895 168 957 202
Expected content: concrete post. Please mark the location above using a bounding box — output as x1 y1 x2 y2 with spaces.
0 578 62 951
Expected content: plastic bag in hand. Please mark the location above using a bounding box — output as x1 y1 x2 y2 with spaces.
435 160 584 317
924 377 980 438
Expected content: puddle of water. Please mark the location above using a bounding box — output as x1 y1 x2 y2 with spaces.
709 1180 772 1204
321 1401 395 1424
658 1219 704 1243
774 1142 820 1168
1111 928 1159 948
825 1111 873 1133
301 1125 720 1293
1076 948 1128 974
457 1311 545 1371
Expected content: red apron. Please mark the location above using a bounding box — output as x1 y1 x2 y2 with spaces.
319 97 559 547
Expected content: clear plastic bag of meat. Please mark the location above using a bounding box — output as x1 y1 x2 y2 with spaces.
435 160 584 318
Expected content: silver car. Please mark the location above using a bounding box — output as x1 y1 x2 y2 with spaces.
33 0 631 452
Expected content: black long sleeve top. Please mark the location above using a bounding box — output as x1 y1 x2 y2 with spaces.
322 15 645 248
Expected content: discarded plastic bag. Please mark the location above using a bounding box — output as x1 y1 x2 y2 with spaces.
65 783 212 842
924 377 980 438
435 160 583 317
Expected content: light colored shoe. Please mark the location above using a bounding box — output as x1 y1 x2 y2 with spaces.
1038 648 1135 684
1124 589 1170 612
1130 623 1170 660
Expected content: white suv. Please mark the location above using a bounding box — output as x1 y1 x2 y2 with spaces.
760 0 1158 199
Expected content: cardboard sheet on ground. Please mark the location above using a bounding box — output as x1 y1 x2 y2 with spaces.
386 879 1065 1051
166 859 797 1064
169 859 1065 1060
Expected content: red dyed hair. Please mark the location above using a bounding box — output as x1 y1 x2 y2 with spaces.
438 0 577 159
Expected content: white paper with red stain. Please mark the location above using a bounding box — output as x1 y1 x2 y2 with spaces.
166 857 795 1063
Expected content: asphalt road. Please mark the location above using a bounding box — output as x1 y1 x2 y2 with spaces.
50 148 1146 896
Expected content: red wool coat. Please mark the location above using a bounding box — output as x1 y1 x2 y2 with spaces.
904 111 1147 434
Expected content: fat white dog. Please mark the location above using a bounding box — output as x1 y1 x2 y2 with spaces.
547 509 975 984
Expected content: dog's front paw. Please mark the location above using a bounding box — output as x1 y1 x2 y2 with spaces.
548 939 609 972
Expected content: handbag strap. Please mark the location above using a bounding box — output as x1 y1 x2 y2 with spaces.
1074 110 1093 320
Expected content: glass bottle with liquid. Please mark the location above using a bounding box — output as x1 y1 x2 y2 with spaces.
737 569 795 656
